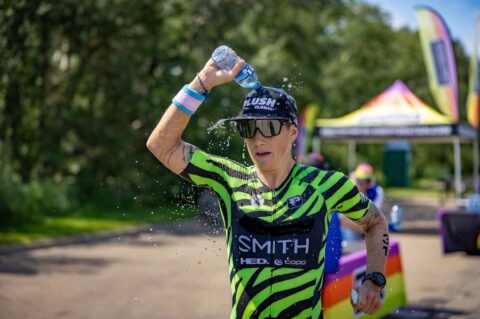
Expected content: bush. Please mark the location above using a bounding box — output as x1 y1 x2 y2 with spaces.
0 159 73 227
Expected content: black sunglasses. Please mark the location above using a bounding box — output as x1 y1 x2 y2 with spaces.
234 119 291 138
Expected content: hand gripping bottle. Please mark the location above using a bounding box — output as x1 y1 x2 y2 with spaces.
211 45 261 90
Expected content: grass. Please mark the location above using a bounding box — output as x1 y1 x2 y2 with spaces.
385 186 444 199
0 182 452 245
383 178 453 199
0 204 197 244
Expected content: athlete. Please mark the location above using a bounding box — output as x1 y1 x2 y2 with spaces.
147 58 389 318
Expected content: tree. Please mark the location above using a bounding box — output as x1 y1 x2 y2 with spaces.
0 0 472 223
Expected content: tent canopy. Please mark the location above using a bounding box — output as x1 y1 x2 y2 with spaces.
313 80 478 198
315 80 476 142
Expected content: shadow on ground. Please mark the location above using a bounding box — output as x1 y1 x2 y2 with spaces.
393 227 439 236
0 253 116 275
384 305 468 318
0 218 216 276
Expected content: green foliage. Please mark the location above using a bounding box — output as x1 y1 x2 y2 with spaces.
0 0 473 226
0 147 73 225
0 204 197 244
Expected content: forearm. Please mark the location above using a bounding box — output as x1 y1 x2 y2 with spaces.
363 209 389 273
146 77 205 172
353 208 388 314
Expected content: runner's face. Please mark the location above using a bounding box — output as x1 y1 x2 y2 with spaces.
245 124 298 172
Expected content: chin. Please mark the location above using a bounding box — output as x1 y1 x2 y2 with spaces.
252 159 274 171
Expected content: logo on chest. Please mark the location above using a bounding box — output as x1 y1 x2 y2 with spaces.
251 194 265 207
287 195 303 209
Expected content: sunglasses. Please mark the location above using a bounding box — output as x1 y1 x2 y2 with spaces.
234 119 292 138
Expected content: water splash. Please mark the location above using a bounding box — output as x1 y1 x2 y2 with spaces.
242 141 247 162
281 72 304 91
206 119 227 134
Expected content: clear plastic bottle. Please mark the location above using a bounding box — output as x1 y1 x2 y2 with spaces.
388 204 403 232
211 45 261 90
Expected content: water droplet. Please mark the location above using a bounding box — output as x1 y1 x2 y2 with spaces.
206 120 226 134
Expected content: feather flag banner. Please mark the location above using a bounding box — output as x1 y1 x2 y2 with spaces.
416 7 458 122
295 104 318 158
466 20 479 128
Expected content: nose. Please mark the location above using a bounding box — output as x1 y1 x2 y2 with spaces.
249 129 266 145
253 129 266 139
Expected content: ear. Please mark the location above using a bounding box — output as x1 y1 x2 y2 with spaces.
289 125 298 142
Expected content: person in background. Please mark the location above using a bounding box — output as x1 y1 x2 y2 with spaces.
299 151 332 171
352 163 384 210
341 163 385 241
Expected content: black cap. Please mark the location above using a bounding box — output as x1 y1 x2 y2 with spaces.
222 86 298 125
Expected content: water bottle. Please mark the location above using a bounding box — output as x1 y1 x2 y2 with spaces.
388 204 403 232
211 45 261 90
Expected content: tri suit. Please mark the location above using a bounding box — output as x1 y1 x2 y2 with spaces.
181 149 371 319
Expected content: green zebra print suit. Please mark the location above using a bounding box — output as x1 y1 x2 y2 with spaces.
181 149 370 319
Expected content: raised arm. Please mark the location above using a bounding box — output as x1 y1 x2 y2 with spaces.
353 203 389 315
146 58 244 174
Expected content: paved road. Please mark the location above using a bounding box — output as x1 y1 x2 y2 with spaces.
0 220 231 319
1 199 479 319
